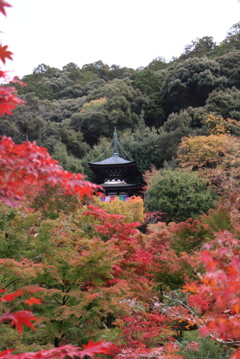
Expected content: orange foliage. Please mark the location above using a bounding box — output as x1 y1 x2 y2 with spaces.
81 97 107 112
177 133 240 197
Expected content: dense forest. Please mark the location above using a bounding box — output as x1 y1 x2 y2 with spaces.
3 21 240 185
2 3 240 358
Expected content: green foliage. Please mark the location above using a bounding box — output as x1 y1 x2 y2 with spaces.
7 45 240 181
205 87 240 120
179 332 231 358
30 184 80 219
0 198 159 349
76 70 99 87
0 204 39 259
93 196 144 223
44 97 86 123
162 57 227 116
180 36 217 59
145 169 217 223
131 69 165 127
0 208 132 347
70 79 147 145
81 61 110 80
81 79 106 96
154 110 195 167
70 97 109 145
108 64 134 80
35 72 75 100
216 51 240 89
0 93 90 170
62 62 80 72
1 93 55 141
43 139 84 173
146 56 168 71
116 125 160 176
59 84 83 99
219 21 240 53
33 64 58 75
16 64 59 96
168 219 214 255
200 205 232 233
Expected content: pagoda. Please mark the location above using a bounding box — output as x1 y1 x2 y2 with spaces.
88 129 141 201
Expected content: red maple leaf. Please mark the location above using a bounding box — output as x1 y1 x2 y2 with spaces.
0 45 13 64
0 0 11 16
11 76 27 87
24 297 42 306
0 70 7 79
80 340 114 358
0 289 24 302
0 349 14 357
44 345 84 359
0 136 102 207
0 342 115 359
0 86 24 116
0 310 37 333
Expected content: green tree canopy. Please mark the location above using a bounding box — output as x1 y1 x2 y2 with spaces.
131 69 165 127
154 110 198 167
204 87 240 119
70 79 147 145
146 56 168 71
216 51 240 89
220 21 240 52
145 168 216 223
162 57 227 116
180 36 217 59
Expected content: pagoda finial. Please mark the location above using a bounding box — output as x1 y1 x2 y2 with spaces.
113 127 118 155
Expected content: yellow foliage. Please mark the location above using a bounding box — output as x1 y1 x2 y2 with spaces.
181 282 199 294
147 222 168 233
177 133 240 197
177 134 232 170
81 97 107 112
93 196 144 223
206 114 226 135
206 114 240 135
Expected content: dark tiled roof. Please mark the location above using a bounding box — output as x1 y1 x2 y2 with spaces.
89 154 133 165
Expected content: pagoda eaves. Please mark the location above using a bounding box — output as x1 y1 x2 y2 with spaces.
89 153 139 181
88 129 141 198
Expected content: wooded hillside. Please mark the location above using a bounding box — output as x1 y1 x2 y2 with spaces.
4 22 240 185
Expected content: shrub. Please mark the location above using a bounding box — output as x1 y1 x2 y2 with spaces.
145 169 216 223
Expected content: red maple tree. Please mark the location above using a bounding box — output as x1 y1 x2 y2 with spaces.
0 2 111 358
0 136 102 207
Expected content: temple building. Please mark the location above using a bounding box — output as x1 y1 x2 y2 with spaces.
88 129 142 202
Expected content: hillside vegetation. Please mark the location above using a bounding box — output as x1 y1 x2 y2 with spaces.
4 21 240 189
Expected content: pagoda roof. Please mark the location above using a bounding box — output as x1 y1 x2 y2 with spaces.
88 159 139 180
88 128 140 180
89 153 134 166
